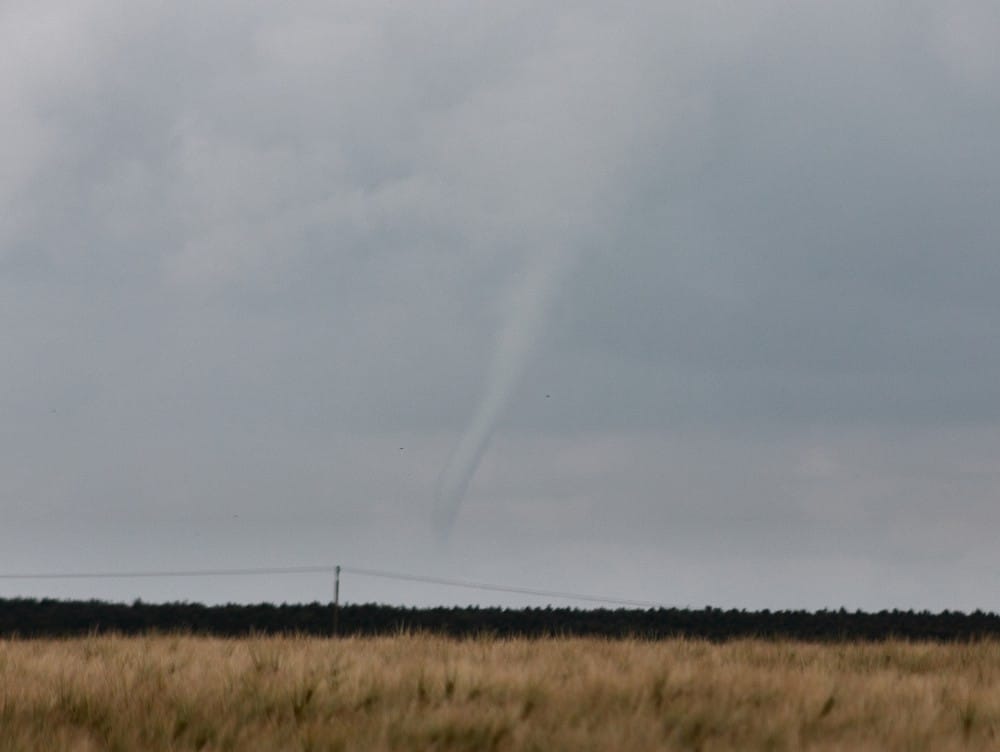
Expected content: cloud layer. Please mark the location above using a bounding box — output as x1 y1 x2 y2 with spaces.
3 1 1000 609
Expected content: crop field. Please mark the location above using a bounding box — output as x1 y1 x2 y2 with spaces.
1 635 999 751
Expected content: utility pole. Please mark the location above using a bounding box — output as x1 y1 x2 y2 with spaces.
333 565 341 637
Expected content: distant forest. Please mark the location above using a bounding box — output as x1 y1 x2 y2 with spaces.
3 598 1000 641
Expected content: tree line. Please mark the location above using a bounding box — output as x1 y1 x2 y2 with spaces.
2 598 1000 641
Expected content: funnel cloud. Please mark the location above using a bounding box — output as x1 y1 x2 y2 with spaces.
434 248 571 538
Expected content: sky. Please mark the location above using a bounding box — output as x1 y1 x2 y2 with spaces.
3 1 1000 611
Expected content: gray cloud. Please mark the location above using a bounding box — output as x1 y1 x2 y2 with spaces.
2 1 1000 610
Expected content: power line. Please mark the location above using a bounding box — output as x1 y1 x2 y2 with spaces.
0 565 336 580
0 564 671 609
341 566 670 609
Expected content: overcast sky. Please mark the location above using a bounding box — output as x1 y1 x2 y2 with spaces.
3 1 1000 611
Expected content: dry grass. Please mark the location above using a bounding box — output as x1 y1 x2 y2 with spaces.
1 634 999 751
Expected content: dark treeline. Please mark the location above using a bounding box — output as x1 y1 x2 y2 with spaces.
3 598 1000 641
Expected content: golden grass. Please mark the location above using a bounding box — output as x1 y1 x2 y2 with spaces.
1 635 999 751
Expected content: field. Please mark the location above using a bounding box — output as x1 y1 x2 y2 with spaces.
2 635 999 751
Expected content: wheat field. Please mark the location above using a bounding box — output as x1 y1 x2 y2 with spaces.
1 634 999 751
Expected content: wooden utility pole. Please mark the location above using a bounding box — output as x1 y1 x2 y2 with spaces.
333 565 341 636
